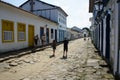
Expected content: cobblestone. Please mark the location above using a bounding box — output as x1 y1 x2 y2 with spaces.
0 38 115 80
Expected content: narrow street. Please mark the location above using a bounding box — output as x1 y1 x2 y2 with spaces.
0 38 115 80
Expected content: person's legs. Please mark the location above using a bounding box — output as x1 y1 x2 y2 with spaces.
50 49 55 58
66 51 67 58
63 47 65 58
63 47 66 58
65 47 68 58
53 49 55 56
32 41 37 52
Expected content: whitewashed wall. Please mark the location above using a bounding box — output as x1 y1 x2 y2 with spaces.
114 0 119 74
108 0 117 74
107 0 115 69
103 17 106 57
99 22 102 52
20 0 68 42
104 0 119 75
58 11 67 28
0 2 57 53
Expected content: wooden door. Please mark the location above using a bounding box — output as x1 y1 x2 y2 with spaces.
28 25 34 47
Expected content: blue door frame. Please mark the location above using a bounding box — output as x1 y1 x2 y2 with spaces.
55 30 57 42
46 28 49 44
40 27 44 39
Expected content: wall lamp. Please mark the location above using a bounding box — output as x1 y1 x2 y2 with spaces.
45 24 48 28
94 0 103 11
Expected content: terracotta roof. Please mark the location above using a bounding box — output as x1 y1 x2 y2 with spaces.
89 0 95 13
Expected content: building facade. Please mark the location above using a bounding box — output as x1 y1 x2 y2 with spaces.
89 0 120 79
0 1 58 53
66 28 82 40
19 0 68 42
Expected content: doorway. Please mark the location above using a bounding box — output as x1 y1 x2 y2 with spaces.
105 14 111 60
55 30 57 42
28 25 34 47
40 27 44 39
46 28 49 44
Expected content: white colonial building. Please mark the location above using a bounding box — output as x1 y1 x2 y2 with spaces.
19 0 68 42
0 1 58 53
89 0 120 79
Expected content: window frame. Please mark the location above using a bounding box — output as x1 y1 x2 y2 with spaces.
2 19 14 43
17 22 26 41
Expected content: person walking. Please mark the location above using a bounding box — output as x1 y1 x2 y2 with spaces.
32 34 40 52
41 34 46 46
84 34 86 41
63 38 69 59
50 40 57 58
34 34 40 47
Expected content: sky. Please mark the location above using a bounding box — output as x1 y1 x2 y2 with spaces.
2 0 92 29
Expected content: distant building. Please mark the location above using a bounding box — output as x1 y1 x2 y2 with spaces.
71 26 82 33
71 26 83 38
19 0 68 42
82 28 90 37
66 27 83 40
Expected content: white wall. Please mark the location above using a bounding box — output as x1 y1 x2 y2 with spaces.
114 0 119 74
20 0 68 42
104 0 119 75
103 17 106 57
108 0 116 74
0 2 57 53
0 18 2 50
58 11 67 28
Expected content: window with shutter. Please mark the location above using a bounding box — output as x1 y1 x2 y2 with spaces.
17 23 26 41
2 20 14 43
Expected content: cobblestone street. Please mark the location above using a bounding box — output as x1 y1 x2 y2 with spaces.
0 38 115 80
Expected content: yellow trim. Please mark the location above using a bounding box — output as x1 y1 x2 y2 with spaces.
2 19 14 43
28 24 34 47
17 22 26 41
